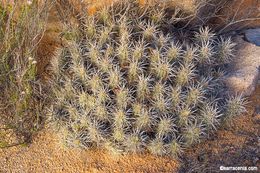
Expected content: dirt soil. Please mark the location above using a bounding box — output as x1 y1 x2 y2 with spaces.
0 1 260 173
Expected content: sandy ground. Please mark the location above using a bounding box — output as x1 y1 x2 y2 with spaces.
0 129 179 173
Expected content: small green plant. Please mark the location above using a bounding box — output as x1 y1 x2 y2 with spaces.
0 1 50 147
51 0 247 158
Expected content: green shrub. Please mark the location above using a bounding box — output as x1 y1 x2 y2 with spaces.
51 0 247 157
0 1 50 147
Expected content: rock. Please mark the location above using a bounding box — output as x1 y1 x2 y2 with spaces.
245 28 260 46
224 36 260 96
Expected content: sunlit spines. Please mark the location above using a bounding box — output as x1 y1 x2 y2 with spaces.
117 16 132 44
116 42 130 67
148 5 166 24
152 95 170 113
183 120 206 147
155 33 170 49
200 102 222 130
174 63 196 87
107 67 122 89
195 27 215 44
115 85 131 109
87 42 100 65
95 86 110 103
134 107 154 131
77 92 96 112
136 75 151 101
182 46 197 65
223 94 247 122
156 115 177 138
152 82 167 100
87 73 103 94
169 86 183 109
166 42 182 62
112 126 126 142
140 21 159 41
197 41 215 64
71 61 90 82
147 137 166 156
97 6 112 26
166 136 184 159
127 60 145 83
123 129 147 153
131 39 147 61
87 119 106 146
185 83 205 106
112 108 129 129
150 48 161 64
216 37 236 64
85 17 97 39
62 77 77 101
65 102 80 121
98 25 113 46
97 56 113 74
151 58 172 81
177 106 194 126
93 103 109 122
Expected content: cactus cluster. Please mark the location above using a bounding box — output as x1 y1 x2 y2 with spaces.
51 1 247 157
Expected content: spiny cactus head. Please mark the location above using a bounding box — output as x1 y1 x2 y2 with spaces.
87 119 105 146
170 86 182 109
85 17 96 39
112 127 126 142
107 67 121 89
183 120 205 147
174 63 195 87
197 41 214 64
152 59 172 80
185 83 205 106
166 42 182 62
167 137 184 158
195 27 215 44
177 106 193 126
124 130 147 153
148 5 166 24
147 138 166 156
132 40 146 61
216 37 236 63
52 0 245 157
134 108 154 130
140 21 158 41
136 75 151 101
224 94 247 122
182 46 197 64
200 102 222 130
156 115 176 138
113 108 129 129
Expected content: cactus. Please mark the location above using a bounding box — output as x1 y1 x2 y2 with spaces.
51 0 247 158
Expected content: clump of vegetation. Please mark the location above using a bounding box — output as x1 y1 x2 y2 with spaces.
51 0 247 157
0 1 50 147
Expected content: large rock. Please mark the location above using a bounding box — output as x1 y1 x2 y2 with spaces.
224 35 260 96
245 28 260 46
